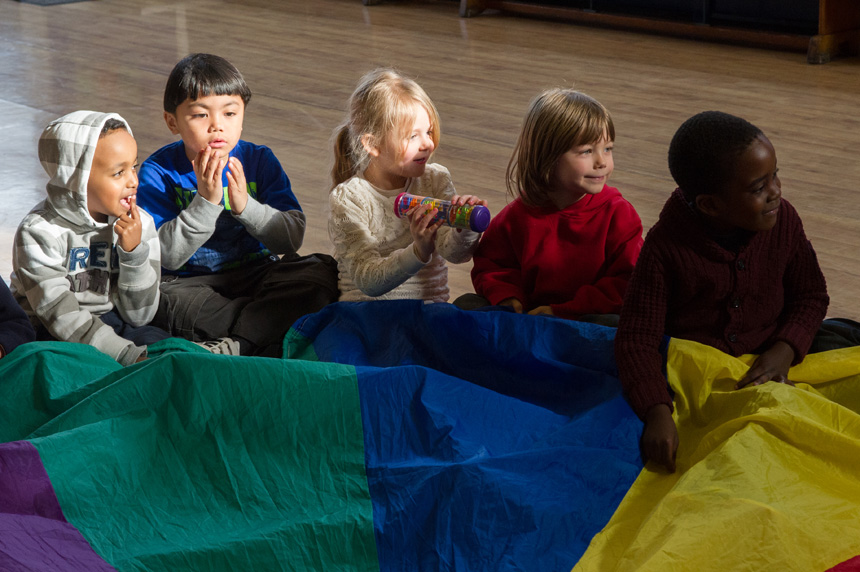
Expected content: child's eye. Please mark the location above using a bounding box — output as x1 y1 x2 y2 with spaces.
225 112 236 117
604 146 614 153
114 170 124 177
192 113 206 119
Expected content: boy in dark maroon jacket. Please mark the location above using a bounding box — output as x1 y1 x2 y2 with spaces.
615 111 845 473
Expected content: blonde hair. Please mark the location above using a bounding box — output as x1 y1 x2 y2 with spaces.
507 89 615 208
331 68 441 189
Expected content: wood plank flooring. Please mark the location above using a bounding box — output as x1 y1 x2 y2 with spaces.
1 0 859 319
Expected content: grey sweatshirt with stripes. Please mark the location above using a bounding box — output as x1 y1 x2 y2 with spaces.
10 110 161 365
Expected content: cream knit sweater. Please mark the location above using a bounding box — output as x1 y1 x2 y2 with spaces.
328 163 480 302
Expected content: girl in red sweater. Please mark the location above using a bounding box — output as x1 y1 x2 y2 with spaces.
468 89 643 323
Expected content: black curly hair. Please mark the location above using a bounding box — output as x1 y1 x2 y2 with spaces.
99 118 127 138
668 111 763 202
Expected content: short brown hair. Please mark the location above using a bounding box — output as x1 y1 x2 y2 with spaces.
507 89 614 208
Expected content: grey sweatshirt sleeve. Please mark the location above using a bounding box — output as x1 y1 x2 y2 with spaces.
114 212 161 327
157 193 224 271
233 196 305 256
13 224 143 366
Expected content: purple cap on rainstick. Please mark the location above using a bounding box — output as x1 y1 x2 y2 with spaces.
469 205 491 232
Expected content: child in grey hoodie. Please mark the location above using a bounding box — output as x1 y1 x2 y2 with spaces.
11 111 166 365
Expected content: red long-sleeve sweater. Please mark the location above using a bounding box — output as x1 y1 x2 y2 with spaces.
471 185 643 319
615 189 829 419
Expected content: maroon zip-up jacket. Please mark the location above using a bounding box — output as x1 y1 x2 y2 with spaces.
615 188 828 419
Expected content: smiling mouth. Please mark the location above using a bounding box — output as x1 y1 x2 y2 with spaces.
119 194 136 210
414 157 427 164
763 201 781 215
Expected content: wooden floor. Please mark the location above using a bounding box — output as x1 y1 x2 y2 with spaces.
2 0 859 319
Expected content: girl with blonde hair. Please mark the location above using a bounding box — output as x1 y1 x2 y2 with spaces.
329 68 486 302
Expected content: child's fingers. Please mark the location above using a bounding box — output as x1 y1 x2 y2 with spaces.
228 156 245 177
194 147 210 173
419 209 440 230
644 438 676 473
665 446 677 473
461 195 478 205
736 370 769 389
129 197 139 219
208 157 225 181
451 194 483 206
405 204 426 217
202 152 219 179
409 205 436 224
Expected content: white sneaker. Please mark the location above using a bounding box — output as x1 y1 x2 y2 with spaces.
194 337 241 355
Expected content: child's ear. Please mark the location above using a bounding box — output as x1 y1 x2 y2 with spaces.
695 193 723 218
163 112 180 135
361 134 380 158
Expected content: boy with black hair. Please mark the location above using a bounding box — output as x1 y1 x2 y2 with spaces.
614 111 859 473
137 53 338 357
11 111 167 365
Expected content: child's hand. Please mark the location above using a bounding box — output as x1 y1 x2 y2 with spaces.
114 197 143 252
451 194 488 233
192 146 226 205
226 156 248 215
450 194 489 207
528 305 554 316
641 403 678 473
499 298 523 313
736 340 795 389
408 203 443 263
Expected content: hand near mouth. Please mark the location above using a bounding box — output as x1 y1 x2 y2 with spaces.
192 146 226 205
226 157 249 215
114 195 143 253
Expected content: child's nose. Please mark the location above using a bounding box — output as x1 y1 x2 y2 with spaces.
768 177 782 199
421 134 434 151
769 185 781 201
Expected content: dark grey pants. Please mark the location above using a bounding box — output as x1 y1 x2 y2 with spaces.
35 309 170 346
153 253 339 357
809 318 860 354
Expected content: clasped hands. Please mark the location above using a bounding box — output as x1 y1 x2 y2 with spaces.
192 146 249 214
